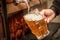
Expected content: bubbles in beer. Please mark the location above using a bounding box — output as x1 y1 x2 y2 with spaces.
24 13 50 40
24 14 43 21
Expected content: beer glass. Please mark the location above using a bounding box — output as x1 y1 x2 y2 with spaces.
23 12 50 39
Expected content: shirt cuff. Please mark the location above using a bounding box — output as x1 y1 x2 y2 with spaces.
50 5 59 16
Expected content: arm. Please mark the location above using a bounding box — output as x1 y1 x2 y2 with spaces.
39 0 60 23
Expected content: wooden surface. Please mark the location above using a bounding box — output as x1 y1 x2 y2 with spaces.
7 0 47 17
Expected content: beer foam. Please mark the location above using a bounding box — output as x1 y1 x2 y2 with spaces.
24 14 43 21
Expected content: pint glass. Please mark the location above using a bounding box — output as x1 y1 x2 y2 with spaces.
24 13 49 39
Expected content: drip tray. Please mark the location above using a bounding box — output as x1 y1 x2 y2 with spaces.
21 22 60 40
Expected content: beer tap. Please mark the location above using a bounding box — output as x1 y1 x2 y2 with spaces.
13 0 30 6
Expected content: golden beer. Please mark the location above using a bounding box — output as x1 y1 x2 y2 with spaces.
24 13 49 39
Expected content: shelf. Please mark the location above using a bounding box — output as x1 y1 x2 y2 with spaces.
7 0 47 18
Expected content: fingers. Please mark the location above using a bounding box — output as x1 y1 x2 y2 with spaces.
40 9 55 23
44 18 50 23
47 12 55 23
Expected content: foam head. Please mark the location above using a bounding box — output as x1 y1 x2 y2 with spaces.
24 13 43 21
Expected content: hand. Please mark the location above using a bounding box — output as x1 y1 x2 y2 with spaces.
40 9 56 23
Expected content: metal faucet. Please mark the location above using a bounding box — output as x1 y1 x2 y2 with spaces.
13 0 30 5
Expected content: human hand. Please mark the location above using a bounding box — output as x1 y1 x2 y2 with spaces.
40 9 56 23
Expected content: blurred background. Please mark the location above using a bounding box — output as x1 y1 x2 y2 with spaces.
0 0 60 40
